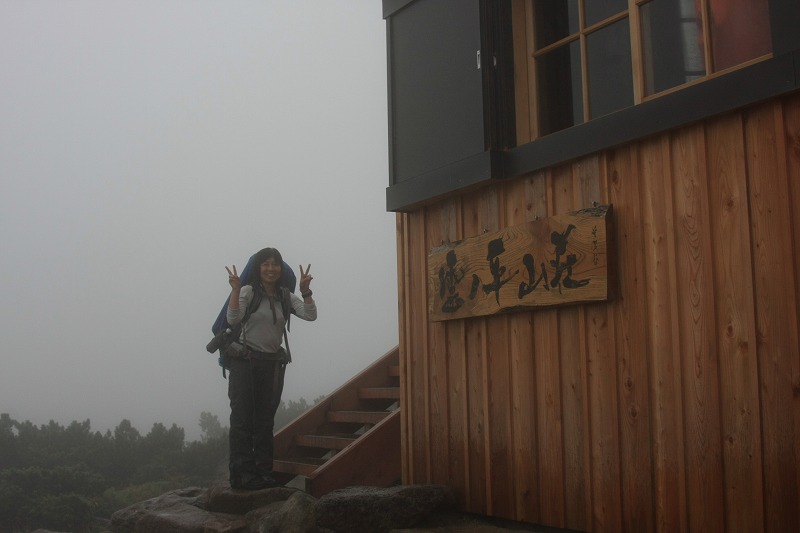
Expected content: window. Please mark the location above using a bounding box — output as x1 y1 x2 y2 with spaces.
531 0 772 137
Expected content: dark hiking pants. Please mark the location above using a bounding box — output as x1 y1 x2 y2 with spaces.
227 356 286 484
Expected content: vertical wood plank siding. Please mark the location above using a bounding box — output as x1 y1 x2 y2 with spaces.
396 93 800 533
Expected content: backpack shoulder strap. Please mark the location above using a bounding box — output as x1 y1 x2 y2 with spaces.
281 287 294 319
281 287 293 364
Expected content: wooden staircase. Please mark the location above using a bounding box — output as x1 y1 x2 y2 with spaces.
271 347 401 497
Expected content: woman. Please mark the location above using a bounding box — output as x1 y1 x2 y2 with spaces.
224 247 317 490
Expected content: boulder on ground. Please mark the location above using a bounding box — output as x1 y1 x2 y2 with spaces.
111 486 246 533
314 485 456 533
110 483 459 533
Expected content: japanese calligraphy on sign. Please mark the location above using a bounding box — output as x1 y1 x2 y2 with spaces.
428 205 612 321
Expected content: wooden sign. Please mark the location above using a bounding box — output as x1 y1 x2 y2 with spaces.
428 205 612 321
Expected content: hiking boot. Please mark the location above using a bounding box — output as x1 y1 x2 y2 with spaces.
256 463 281 488
231 476 272 491
260 473 280 488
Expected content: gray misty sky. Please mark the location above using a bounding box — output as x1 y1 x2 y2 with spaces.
0 1 397 441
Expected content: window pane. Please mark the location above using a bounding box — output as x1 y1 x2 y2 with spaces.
586 18 633 119
709 0 771 71
585 0 627 27
641 0 705 95
533 0 580 49
536 41 584 135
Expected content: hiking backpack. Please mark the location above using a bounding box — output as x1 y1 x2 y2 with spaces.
209 254 297 375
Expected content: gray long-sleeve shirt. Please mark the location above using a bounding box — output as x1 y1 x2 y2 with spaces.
226 285 317 353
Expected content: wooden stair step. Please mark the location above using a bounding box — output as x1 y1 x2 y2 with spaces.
327 410 390 424
388 365 400 377
358 387 401 400
272 459 323 477
296 434 356 450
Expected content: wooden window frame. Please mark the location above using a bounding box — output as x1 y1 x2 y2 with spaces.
528 2 632 138
528 0 776 139
505 0 799 177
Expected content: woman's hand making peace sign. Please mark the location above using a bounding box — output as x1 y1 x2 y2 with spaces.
299 264 313 297
226 265 241 291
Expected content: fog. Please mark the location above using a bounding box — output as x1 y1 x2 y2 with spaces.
0 1 397 441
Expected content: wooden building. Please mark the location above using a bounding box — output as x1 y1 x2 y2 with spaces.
383 1 800 532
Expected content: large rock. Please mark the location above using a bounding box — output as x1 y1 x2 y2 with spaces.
109 483 458 533
252 490 320 533
111 487 247 533
314 485 456 533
